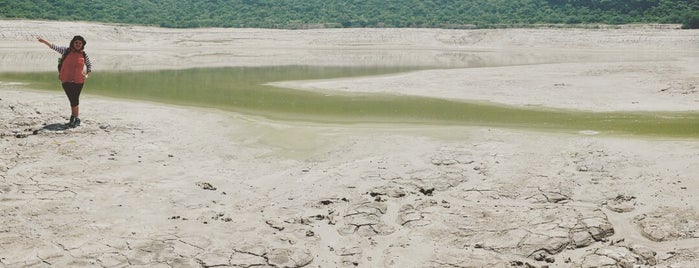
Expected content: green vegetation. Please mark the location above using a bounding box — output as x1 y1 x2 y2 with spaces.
1 0 697 29
683 12 699 28
1 67 698 138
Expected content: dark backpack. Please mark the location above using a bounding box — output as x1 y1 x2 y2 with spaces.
57 49 86 72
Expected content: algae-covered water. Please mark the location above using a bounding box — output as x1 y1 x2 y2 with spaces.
1 66 697 138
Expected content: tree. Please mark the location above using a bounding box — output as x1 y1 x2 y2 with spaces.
683 12 699 29
1 0 696 29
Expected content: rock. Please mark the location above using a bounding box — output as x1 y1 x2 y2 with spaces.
582 216 614 241
657 249 699 267
266 248 313 268
628 244 657 266
570 231 594 248
368 185 406 198
605 195 636 213
339 202 395 236
578 243 657 267
441 205 614 260
195 182 217 191
633 207 699 242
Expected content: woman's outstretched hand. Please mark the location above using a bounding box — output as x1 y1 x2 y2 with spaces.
37 37 50 47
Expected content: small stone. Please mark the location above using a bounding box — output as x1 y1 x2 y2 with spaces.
196 182 217 191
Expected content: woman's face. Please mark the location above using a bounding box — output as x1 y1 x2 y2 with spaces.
72 40 83 50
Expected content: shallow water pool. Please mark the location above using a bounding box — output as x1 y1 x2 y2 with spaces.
1 66 697 138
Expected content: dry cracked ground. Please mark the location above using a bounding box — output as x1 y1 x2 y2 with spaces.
1 92 698 267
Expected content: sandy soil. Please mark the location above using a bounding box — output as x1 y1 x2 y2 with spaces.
1 20 698 267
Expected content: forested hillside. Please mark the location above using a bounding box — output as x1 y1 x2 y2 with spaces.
2 0 698 29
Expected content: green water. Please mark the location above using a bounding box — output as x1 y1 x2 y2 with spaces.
1 66 697 138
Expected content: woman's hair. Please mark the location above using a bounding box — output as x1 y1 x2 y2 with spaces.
68 35 87 51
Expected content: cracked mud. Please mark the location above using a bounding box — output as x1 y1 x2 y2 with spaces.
2 98 698 267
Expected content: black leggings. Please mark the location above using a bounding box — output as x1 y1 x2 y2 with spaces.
61 82 84 107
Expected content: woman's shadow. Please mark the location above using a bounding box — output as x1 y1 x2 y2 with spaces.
42 123 70 131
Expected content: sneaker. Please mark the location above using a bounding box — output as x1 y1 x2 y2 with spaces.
68 117 81 128
66 115 75 126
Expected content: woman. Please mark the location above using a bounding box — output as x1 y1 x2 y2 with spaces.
38 35 93 128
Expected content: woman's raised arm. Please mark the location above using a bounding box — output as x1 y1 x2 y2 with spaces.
37 37 52 47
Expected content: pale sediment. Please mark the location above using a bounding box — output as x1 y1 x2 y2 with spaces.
1 20 698 267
